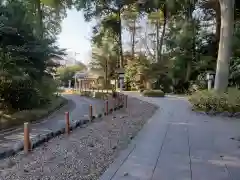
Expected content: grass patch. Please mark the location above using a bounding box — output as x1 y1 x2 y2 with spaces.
0 96 67 130
142 89 165 97
189 88 240 113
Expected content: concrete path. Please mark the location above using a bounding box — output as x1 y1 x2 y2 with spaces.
0 94 104 155
100 92 240 180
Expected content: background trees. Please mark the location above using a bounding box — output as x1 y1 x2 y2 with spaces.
82 0 238 93
0 0 65 110
57 63 86 87
2 0 239 112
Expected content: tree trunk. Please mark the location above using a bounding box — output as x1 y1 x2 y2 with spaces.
159 5 167 62
214 0 235 92
118 9 124 68
215 1 221 58
36 0 44 38
155 20 160 62
185 60 191 82
131 19 136 60
184 0 195 83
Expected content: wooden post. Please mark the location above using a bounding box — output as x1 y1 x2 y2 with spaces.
113 98 116 110
119 94 122 106
116 93 119 107
65 112 70 135
93 104 97 117
89 105 93 121
24 122 30 153
125 95 128 108
105 100 108 115
122 94 124 106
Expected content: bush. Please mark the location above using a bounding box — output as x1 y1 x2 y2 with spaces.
0 79 40 110
189 88 240 113
131 87 137 91
78 91 109 99
79 91 92 97
94 92 109 99
138 84 145 91
0 96 67 130
142 90 165 97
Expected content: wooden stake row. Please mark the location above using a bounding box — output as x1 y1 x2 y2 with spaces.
23 93 128 154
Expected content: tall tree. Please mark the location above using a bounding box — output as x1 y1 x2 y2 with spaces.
74 0 136 68
214 0 235 92
122 4 141 60
0 0 65 109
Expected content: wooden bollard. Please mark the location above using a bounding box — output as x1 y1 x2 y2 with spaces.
125 95 128 108
65 112 70 135
121 94 123 106
117 93 120 107
89 105 93 121
112 98 115 110
115 97 118 109
105 100 108 115
119 94 122 106
24 122 30 153
115 93 118 108
93 104 97 117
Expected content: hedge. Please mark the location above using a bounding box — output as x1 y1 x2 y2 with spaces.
189 88 240 114
142 90 165 97
78 91 110 99
0 96 67 130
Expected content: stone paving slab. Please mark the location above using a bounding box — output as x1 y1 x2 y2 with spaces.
152 154 191 180
100 92 240 180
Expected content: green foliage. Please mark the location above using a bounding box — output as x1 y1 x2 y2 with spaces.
189 89 240 113
142 89 165 97
79 91 92 97
0 96 67 130
78 0 240 95
124 53 151 87
94 91 109 99
78 91 109 99
57 64 86 86
0 0 66 111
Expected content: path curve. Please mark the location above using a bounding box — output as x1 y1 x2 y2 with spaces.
101 92 240 180
0 94 104 155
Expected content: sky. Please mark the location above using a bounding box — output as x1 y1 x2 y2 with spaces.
57 9 94 65
57 9 144 65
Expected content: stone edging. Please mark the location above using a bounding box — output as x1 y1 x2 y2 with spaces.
0 104 124 160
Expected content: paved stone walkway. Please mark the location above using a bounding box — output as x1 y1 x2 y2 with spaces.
0 94 104 156
100 92 240 180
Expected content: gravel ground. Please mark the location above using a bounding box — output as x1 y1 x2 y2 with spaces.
0 97 158 180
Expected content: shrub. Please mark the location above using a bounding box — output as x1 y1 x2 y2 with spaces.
142 89 165 97
94 92 109 99
131 87 137 91
0 96 67 130
78 91 109 99
189 88 240 113
79 91 92 97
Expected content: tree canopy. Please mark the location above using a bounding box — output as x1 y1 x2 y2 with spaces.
0 0 66 110
81 0 238 93
2 0 239 111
